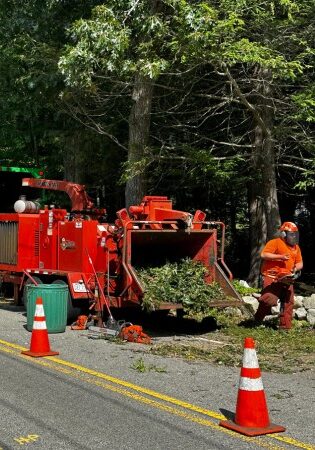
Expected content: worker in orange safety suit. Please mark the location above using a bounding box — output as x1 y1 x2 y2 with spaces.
254 222 303 330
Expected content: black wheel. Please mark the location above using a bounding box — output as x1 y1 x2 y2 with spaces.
52 279 89 323
22 276 43 309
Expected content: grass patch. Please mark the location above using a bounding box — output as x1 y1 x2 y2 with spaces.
131 357 167 373
150 320 315 373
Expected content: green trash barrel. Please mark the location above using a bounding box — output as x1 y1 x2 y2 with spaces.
26 284 68 333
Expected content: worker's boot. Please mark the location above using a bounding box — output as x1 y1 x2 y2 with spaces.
253 312 265 326
252 319 264 327
240 318 264 328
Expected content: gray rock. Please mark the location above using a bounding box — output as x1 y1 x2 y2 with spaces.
293 296 304 309
303 296 315 310
306 309 315 326
271 303 280 315
294 307 307 320
224 307 243 317
242 296 259 314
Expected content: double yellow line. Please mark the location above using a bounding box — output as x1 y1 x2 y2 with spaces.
0 338 313 450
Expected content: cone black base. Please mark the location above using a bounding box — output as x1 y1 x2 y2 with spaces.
220 419 286 437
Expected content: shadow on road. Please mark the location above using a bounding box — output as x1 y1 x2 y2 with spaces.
0 298 220 338
0 298 24 314
109 307 219 338
219 408 235 421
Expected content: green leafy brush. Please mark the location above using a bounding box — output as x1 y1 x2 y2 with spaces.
136 258 226 313
232 280 259 296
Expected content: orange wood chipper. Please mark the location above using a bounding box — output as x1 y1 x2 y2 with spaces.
0 178 242 322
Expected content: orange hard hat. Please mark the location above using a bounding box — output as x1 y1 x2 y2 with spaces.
279 222 298 232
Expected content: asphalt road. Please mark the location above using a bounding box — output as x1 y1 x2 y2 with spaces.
0 300 314 450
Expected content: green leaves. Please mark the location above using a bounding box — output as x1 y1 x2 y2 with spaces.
59 2 170 84
292 87 315 122
59 7 131 86
137 258 226 313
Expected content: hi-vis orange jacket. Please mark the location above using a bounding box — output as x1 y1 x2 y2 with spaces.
261 238 302 275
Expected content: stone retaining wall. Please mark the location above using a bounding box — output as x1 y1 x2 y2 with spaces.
241 292 315 326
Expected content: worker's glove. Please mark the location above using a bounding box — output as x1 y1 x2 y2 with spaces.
293 270 301 280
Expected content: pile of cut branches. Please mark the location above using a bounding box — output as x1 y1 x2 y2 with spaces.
136 258 226 313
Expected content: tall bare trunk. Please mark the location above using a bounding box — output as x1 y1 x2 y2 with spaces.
259 69 281 237
247 120 267 285
125 73 154 208
63 131 85 183
246 67 281 284
248 193 266 286
261 134 281 239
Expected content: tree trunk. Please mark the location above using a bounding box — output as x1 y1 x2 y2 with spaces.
247 123 267 286
63 131 85 183
222 64 281 284
247 182 267 286
125 73 154 208
259 69 281 238
247 67 281 285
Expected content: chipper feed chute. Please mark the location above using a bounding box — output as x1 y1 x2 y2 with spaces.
116 196 243 310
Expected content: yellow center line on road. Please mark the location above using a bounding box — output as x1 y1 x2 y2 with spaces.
0 343 285 450
0 339 314 450
271 436 314 450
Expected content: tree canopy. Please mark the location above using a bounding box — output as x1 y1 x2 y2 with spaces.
0 0 314 282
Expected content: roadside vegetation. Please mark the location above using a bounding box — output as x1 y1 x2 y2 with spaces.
112 272 315 374
131 357 167 374
143 274 315 374
150 317 315 374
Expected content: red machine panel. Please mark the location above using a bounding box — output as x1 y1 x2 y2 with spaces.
38 209 67 270
18 214 41 269
57 220 97 272
0 213 40 271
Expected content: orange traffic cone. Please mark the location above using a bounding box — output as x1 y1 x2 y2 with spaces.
220 337 285 436
22 297 59 357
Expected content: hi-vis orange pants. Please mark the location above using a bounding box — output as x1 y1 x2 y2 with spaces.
255 276 294 329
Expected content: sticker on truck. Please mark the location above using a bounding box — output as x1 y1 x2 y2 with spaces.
72 282 88 293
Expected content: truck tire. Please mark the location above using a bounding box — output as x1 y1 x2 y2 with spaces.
51 279 89 323
22 276 43 309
